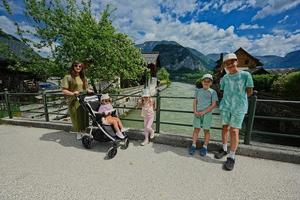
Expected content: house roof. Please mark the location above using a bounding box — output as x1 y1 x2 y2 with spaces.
0 29 39 62
235 47 263 66
142 53 159 64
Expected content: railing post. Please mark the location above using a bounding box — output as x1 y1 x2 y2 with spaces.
42 89 49 122
4 88 12 118
244 91 257 145
155 89 161 133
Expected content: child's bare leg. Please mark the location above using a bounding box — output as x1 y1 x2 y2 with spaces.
230 127 239 151
115 117 124 129
107 118 121 132
203 129 210 146
221 125 229 151
192 128 201 146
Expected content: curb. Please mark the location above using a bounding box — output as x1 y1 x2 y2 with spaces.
2 118 300 164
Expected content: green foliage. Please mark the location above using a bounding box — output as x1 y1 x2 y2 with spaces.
2 0 144 83
253 74 278 92
157 67 170 81
272 71 300 100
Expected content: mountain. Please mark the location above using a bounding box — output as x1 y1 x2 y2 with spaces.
207 53 220 62
256 50 300 69
136 40 179 53
207 49 300 69
136 41 215 71
255 55 283 68
279 50 300 68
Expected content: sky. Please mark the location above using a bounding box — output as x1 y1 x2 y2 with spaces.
1 0 300 57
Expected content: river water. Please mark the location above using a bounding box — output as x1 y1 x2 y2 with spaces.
122 82 224 140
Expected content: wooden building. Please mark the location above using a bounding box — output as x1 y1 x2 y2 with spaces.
0 30 40 92
235 47 263 70
142 52 160 77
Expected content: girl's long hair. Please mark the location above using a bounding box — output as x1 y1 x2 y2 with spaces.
69 61 87 90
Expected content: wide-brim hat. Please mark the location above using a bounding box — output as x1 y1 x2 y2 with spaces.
223 53 237 63
101 93 110 101
142 89 150 97
201 73 213 81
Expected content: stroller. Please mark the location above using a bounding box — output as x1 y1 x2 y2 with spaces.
77 93 129 159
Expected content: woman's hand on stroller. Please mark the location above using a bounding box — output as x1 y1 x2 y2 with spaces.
73 91 80 96
87 89 94 95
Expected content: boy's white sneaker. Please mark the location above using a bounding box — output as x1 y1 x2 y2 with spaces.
76 133 82 140
116 132 125 139
150 130 155 139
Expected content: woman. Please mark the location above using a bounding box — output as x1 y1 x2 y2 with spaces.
61 61 93 140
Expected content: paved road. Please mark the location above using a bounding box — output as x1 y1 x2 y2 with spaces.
0 125 299 200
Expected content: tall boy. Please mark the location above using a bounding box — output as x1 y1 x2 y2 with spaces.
215 53 254 171
189 74 218 156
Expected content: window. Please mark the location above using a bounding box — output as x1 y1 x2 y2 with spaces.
245 60 249 65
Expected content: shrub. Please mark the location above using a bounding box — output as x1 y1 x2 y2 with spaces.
157 67 170 81
272 71 300 100
253 74 278 92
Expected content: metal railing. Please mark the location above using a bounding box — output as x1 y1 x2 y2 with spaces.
1 88 300 145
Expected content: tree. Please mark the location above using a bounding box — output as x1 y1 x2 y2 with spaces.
157 67 170 81
2 0 144 90
272 71 300 100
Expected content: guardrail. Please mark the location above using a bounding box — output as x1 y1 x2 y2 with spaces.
1 88 299 145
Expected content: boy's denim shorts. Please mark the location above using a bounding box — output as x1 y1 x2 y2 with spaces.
221 111 245 129
193 112 212 130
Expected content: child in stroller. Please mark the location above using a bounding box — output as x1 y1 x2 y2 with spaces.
98 93 128 139
77 93 129 159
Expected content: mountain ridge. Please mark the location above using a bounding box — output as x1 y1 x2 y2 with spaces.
136 40 215 71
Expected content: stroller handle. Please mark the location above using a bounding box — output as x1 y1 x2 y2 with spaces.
76 91 96 101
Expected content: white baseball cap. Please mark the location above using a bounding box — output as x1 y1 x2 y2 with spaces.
201 74 213 81
100 93 110 101
223 53 237 63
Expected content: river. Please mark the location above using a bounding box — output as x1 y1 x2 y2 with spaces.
122 82 224 140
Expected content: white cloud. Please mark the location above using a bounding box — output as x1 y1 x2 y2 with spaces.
0 15 18 37
0 1 24 15
2 0 300 58
278 15 289 24
198 0 300 21
252 0 300 20
250 33 300 56
238 23 264 30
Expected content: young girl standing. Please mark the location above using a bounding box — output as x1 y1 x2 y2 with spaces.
139 89 155 146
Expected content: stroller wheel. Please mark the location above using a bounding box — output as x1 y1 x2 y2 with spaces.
121 138 129 150
107 146 117 159
82 135 93 149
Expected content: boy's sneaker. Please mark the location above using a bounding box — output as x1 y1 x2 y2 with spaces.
149 130 155 139
116 132 125 139
199 147 208 157
214 149 228 159
224 157 235 171
189 145 197 155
